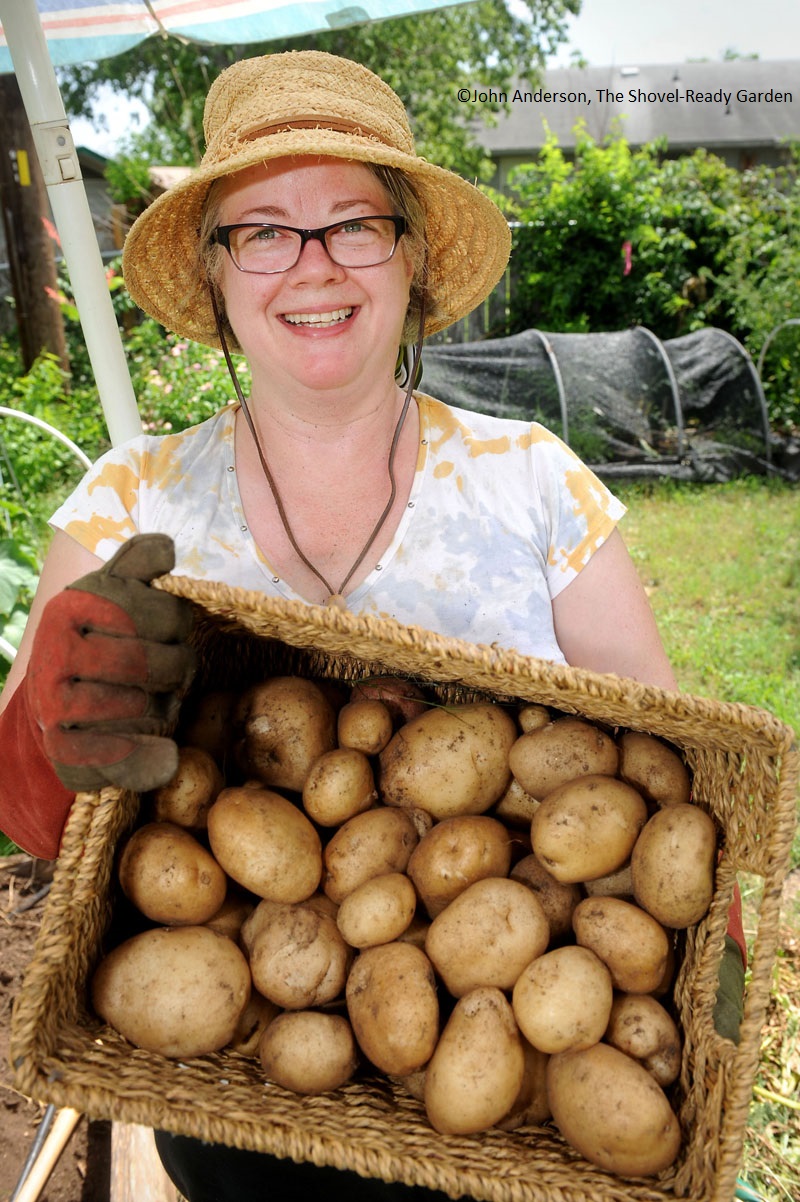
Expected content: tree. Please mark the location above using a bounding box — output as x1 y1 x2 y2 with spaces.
57 1 580 179
0 73 68 371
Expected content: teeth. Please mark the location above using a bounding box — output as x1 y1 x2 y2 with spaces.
284 308 353 327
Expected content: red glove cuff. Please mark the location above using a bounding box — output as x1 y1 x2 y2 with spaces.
0 683 76 860
726 880 747 970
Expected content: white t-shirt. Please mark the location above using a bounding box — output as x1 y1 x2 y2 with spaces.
50 394 625 662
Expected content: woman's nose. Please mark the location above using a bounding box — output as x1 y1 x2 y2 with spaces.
289 234 346 281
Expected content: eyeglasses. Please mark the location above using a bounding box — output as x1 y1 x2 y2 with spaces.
211 215 407 274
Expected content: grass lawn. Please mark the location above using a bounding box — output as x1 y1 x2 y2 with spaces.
617 475 799 1202
616 476 799 731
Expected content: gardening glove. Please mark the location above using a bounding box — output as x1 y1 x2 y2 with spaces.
25 533 196 794
714 883 746 1043
714 935 745 1043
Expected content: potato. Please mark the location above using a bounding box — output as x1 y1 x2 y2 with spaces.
228 992 281 1058
249 904 352 1009
91 926 250 1058
517 704 551 734
350 675 429 728
208 785 322 902
204 892 254 941
424 987 525 1134
379 703 517 819
259 1011 359 1094
583 861 634 899
177 690 235 763
492 777 541 827
395 912 431 950
572 896 670 994
424 878 549 997
151 745 225 829
509 854 582 941
239 898 285 957
605 993 682 1087
407 815 513 918
234 676 337 792
497 1039 551 1130
547 1043 681 1176
336 873 417 948
322 807 420 904
345 942 439 1076
530 775 647 884
118 822 227 926
301 748 377 827
631 802 717 928
509 717 619 800
337 699 394 755
618 730 692 806
390 1066 427 1102
512 945 613 1054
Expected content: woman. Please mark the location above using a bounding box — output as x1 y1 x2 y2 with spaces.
0 49 742 1201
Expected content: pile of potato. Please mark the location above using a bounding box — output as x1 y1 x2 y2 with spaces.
91 673 718 1179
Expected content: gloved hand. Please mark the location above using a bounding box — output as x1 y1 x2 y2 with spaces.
25 533 196 793
714 882 747 1043
714 934 745 1043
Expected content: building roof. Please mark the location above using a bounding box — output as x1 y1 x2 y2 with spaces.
477 59 800 156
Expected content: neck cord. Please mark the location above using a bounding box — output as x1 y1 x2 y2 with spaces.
211 291 425 607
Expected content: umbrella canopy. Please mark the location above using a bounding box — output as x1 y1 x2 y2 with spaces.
0 0 468 72
0 0 470 445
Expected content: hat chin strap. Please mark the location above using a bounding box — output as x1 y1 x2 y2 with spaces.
209 287 426 608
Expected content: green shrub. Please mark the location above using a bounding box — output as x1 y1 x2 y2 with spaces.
507 130 800 430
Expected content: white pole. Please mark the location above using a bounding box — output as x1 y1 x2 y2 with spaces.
0 0 142 447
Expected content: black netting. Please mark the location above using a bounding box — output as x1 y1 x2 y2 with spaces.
422 327 785 482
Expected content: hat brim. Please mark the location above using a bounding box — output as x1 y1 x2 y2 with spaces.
122 129 510 346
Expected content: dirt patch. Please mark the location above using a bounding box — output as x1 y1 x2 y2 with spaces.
1 856 111 1202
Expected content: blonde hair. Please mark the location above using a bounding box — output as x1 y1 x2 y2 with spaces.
198 161 435 351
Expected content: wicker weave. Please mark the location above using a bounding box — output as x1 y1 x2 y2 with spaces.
11 579 799 1202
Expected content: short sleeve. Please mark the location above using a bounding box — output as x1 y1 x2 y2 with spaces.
49 441 145 561
528 424 627 599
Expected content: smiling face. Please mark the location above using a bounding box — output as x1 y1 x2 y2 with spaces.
210 156 414 399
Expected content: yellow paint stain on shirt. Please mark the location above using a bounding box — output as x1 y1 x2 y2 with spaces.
434 461 454 478
549 511 617 575
63 515 136 554
146 435 191 492
423 397 511 458
182 545 209 575
86 460 141 509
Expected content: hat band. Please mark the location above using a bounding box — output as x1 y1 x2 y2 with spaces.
238 115 395 147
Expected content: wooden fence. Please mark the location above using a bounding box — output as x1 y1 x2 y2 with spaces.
427 263 515 345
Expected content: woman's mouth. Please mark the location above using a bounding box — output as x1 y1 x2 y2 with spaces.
282 307 354 328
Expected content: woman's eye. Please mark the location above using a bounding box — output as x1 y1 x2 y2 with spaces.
250 226 279 242
340 220 368 234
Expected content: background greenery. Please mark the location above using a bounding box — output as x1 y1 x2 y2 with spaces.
505 132 800 431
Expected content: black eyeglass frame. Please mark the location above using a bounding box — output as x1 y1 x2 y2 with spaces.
211 215 407 274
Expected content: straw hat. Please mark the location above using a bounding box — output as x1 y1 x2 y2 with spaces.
122 50 511 345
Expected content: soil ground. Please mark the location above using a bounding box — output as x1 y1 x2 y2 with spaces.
1 857 111 1202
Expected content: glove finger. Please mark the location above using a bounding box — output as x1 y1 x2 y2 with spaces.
101 534 177 585
53 680 187 729
72 577 194 645
74 629 194 697
52 734 180 794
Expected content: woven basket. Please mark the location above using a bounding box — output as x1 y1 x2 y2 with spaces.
11 579 799 1202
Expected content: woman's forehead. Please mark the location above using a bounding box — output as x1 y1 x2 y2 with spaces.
216 156 389 215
